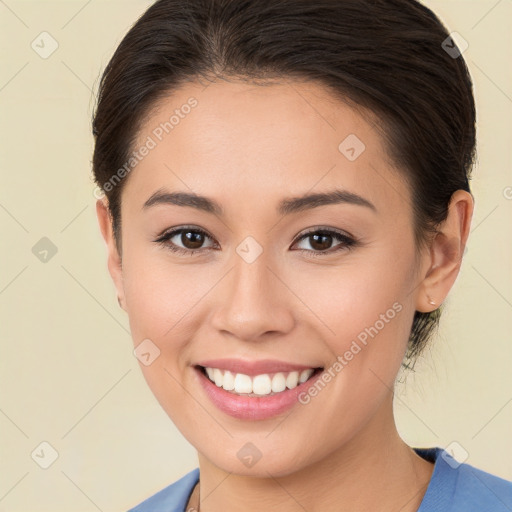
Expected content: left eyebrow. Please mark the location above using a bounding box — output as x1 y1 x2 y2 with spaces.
142 187 377 216
277 189 377 215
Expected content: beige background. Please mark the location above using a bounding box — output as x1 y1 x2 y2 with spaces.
0 0 511 510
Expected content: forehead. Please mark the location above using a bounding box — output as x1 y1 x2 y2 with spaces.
125 79 409 220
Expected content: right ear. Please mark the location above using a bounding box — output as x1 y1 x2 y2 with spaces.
96 198 126 311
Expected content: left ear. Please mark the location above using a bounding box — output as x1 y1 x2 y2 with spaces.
96 197 126 312
415 189 474 313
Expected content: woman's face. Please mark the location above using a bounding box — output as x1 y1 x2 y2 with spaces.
105 79 430 476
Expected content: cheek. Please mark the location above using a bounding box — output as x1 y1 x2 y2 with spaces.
121 253 202 422
122 247 207 340
290 251 414 346
121 252 219 412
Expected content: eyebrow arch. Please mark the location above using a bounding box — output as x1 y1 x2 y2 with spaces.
142 187 377 216
278 189 377 215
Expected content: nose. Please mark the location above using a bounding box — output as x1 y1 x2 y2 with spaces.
209 246 295 342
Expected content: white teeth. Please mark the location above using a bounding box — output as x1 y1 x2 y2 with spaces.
213 368 223 387
285 371 299 389
299 369 314 383
222 370 235 391
252 374 272 395
234 373 253 394
203 367 317 396
271 372 286 393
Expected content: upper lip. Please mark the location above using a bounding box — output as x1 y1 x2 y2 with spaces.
195 358 322 376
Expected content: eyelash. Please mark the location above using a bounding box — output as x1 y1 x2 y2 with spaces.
154 225 357 258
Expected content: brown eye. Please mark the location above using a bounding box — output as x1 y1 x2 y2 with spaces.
180 230 206 249
293 229 356 256
308 233 335 251
155 226 216 255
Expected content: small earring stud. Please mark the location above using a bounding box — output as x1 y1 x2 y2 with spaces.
427 296 436 306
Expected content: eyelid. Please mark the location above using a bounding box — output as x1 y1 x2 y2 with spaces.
154 225 217 251
293 226 355 242
154 225 357 256
291 226 357 255
155 225 354 241
155 224 212 240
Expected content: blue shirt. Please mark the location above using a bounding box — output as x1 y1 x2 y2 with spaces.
127 447 512 511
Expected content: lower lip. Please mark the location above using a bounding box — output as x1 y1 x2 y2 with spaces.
195 367 323 420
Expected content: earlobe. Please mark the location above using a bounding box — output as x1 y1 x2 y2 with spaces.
96 198 126 311
415 190 474 313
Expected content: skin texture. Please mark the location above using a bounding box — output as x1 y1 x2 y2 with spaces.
97 79 473 511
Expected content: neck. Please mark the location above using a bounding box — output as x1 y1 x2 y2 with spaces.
194 393 434 512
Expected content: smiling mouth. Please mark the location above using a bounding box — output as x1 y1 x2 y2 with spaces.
196 365 323 397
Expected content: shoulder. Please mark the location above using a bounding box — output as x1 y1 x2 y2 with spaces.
127 468 200 512
416 447 512 511
449 458 512 510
